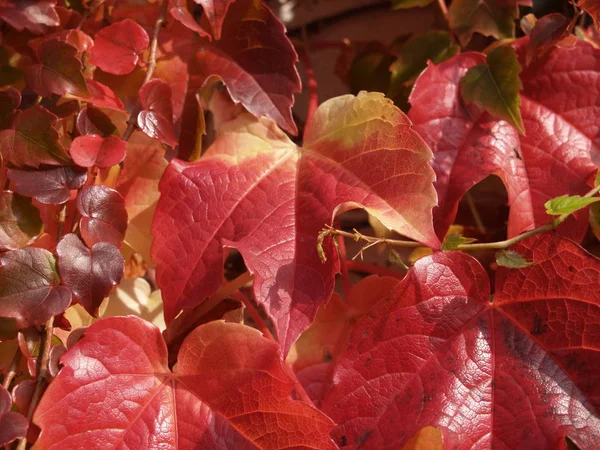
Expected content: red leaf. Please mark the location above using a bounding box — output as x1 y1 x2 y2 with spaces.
408 40 600 240
76 106 117 137
57 233 124 316
0 106 70 168
0 248 72 328
196 0 236 40
152 92 439 352
116 133 168 262
77 185 128 248
29 29 94 54
195 0 301 135
0 87 20 129
169 0 211 37
321 234 600 449
24 39 89 98
0 385 28 446
7 166 87 205
33 317 336 449
0 191 43 251
0 1 59 35
70 135 127 168
70 79 125 111
90 19 150 75
288 275 400 406
137 78 178 147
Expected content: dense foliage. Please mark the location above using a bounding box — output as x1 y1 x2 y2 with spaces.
1 0 600 448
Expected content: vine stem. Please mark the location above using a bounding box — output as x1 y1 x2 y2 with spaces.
16 316 55 450
164 271 254 346
2 349 20 389
234 291 274 341
320 184 600 257
436 0 449 18
122 0 168 142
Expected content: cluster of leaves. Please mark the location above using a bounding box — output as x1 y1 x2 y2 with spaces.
1 0 600 448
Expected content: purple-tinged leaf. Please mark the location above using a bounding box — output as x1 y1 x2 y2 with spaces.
0 248 72 328
0 385 28 446
77 185 128 248
8 166 87 205
57 234 124 317
137 79 178 147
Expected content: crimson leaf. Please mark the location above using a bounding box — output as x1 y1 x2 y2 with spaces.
0 105 70 168
24 39 89 98
33 317 336 449
152 92 439 353
322 233 600 449
0 248 71 328
195 0 301 135
90 19 150 76
7 166 87 205
57 233 124 316
77 185 128 248
0 87 20 129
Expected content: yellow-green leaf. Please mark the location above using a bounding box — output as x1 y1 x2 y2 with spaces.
460 45 525 134
545 194 600 216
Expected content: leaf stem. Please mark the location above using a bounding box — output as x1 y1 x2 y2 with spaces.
464 191 486 234
2 348 21 390
336 234 351 300
345 260 405 279
436 0 449 18
16 316 54 450
122 0 168 142
75 0 104 30
320 183 600 257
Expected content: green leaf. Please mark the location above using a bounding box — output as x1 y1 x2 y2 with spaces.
349 43 395 96
594 172 600 187
544 195 600 216
391 0 435 9
448 0 520 45
388 248 409 270
495 250 534 268
388 31 460 98
460 45 525 134
441 233 477 250
0 191 43 251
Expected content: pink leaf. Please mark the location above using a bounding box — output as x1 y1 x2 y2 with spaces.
90 19 150 75
70 135 127 168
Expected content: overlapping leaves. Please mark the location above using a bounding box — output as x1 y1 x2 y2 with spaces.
319 233 600 448
33 317 336 449
409 38 600 240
